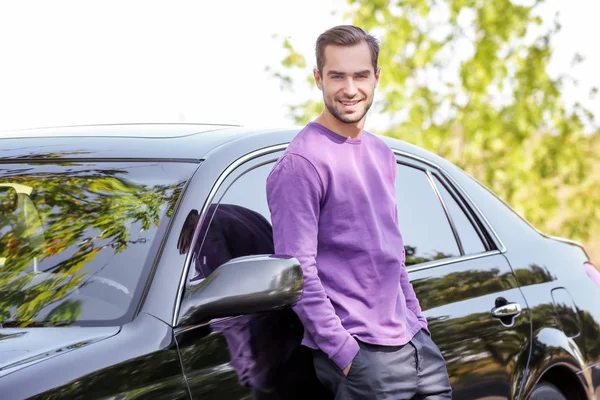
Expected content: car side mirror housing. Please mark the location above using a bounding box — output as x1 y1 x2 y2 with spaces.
176 254 303 327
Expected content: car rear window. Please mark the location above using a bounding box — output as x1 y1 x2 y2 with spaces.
0 161 197 327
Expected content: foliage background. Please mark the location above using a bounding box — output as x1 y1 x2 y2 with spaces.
272 0 599 263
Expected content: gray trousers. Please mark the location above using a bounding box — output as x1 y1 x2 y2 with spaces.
312 330 452 399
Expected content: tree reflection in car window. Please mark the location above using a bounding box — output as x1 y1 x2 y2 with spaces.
410 264 555 311
0 162 195 327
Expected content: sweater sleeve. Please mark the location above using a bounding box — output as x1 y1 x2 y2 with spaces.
266 154 359 369
400 260 429 332
391 152 429 332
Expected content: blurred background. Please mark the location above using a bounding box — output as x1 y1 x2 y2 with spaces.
1 0 598 262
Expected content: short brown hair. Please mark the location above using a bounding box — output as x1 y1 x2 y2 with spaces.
315 25 379 74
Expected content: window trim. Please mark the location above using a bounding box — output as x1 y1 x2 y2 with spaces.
429 172 491 253
425 169 465 255
406 249 503 273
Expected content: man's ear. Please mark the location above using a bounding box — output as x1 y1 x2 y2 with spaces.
375 67 381 87
314 69 324 91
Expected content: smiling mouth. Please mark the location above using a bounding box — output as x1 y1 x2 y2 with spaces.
339 100 361 107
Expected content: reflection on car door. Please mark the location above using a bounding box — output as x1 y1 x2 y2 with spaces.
394 157 531 399
174 154 329 399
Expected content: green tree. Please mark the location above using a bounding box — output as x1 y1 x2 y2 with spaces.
272 0 600 245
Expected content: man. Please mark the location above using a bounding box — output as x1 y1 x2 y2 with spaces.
266 25 452 399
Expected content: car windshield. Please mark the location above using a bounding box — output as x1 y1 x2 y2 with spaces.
0 161 197 327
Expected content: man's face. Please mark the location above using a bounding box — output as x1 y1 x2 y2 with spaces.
315 42 380 125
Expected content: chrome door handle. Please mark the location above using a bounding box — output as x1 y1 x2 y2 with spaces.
491 302 522 318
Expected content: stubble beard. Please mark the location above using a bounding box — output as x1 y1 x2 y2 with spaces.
324 96 373 125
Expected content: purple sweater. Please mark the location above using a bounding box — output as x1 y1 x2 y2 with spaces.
266 122 428 370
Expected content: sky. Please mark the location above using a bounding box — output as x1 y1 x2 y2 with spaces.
0 0 598 133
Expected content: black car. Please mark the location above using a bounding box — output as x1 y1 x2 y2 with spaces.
0 124 599 400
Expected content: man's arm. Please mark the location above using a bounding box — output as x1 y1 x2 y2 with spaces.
399 259 429 331
266 154 359 370
390 152 429 332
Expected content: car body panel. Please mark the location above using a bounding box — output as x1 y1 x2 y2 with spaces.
0 326 119 375
409 254 531 399
505 237 600 398
0 124 288 162
0 313 188 399
175 311 329 399
438 150 600 396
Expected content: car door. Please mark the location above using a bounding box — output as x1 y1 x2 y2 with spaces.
174 150 330 399
393 154 532 399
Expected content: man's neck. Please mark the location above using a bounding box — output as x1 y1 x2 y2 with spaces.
314 112 365 140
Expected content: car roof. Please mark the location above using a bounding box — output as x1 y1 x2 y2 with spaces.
0 123 237 139
0 123 280 161
0 123 452 171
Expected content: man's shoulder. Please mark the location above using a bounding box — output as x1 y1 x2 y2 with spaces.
285 123 328 163
266 136 325 195
266 124 330 189
363 130 394 156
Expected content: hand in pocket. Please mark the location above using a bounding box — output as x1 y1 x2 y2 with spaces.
342 361 352 377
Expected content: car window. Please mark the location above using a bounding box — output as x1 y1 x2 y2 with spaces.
0 161 196 327
433 175 487 255
220 165 273 223
188 163 275 281
395 164 460 266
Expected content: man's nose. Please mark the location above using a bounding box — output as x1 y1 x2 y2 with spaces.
343 78 359 97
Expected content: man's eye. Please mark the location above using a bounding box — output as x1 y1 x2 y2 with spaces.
357 74 368 79
332 75 343 80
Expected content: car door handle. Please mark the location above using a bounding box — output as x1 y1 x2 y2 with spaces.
491 302 522 318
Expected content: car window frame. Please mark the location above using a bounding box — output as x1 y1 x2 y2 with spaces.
393 151 506 273
394 150 504 252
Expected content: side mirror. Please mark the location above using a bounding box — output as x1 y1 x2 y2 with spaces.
0 186 18 214
177 254 303 327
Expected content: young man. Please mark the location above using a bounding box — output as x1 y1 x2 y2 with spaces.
266 25 452 399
